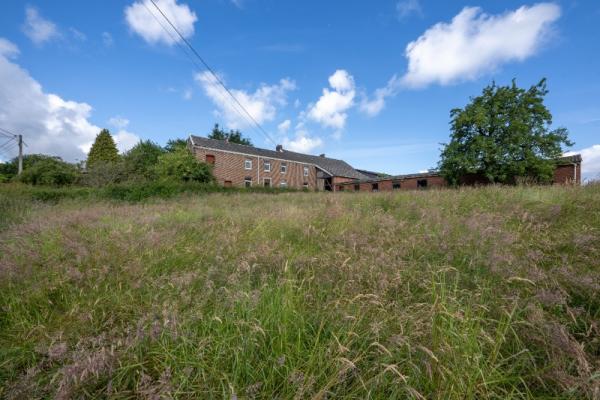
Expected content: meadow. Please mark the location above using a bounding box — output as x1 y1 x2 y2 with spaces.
0 184 599 399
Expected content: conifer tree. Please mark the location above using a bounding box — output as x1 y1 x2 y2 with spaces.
87 129 119 168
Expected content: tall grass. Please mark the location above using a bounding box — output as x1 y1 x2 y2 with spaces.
0 185 599 398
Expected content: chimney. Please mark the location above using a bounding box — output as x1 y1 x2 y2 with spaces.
276 144 283 152
319 153 325 158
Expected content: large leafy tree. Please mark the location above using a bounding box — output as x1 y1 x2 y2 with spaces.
122 140 165 179
439 79 572 185
87 129 119 168
17 156 79 186
208 123 253 146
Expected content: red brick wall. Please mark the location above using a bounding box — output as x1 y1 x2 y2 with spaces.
553 164 581 185
192 146 318 189
341 175 447 192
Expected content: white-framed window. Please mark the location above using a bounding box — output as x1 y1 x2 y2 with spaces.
303 166 309 176
263 178 271 187
244 159 252 170
281 163 287 174
280 180 287 188
244 177 252 187
264 160 271 172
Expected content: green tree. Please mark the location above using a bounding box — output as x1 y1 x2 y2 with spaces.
439 79 572 185
165 138 188 153
155 148 214 183
122 140 165 179
17 156 79 186
208 123 253 146
87 129 119 169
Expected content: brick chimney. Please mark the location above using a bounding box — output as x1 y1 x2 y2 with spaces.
319 153 325 157
276 144 283 152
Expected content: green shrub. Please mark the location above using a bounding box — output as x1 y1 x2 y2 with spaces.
155 148 214 183
17 156 80 186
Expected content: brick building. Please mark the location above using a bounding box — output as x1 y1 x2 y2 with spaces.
188 135 582 192
188 136 367 190
337 154 582 192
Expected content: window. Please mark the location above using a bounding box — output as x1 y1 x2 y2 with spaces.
281 163 287 174
206 154 215 165
244 159 252 170
392 181 401 190
372 183 379 192
263 178 271 188
354 184 360 191
264 160 271 172
303 182 309 189
244 177 252 187
303 166 309 177
417 179 428 188
338 185 344 191
280 180 287 188
224 180 232 187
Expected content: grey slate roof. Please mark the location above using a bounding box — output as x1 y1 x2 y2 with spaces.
189 135 368 179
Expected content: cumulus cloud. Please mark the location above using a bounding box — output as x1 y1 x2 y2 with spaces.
283 134 323 154
402 3 561 87
565 145 600 182
397 0 423 19
108 116 130 129
0 38 19 58
0 39 138 161
359 75 401 117
22 6 60 45
277 119 291 133
307 70 355 131
195 71 296 129
125 0 197 46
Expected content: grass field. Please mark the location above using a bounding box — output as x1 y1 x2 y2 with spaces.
1 185 599 399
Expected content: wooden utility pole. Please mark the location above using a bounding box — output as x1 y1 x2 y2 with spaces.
17 134 23 175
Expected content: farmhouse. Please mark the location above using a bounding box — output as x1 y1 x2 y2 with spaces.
188 135 368 190
188 135 582 191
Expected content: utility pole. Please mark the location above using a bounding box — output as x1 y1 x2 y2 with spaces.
17 134 23 175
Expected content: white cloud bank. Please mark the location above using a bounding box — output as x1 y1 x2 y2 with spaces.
360 3 561 117
283 134 323 154
22 6 60 45
397 0 423 20
565 145 600 182
0 39 138 162
307 70 355 132
125 0 197 46
402 3 561 88
195 71 296 129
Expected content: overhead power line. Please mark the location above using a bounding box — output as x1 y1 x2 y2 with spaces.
147 0 278 146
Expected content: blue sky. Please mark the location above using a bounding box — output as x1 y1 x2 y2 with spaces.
1 0 599 179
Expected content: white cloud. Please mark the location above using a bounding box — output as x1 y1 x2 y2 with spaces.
359 75 401 117
22 6 60 45
102 32 114 47
113 130 141 153
402 3 561 88
183 88 193 100
283 133 323 154
565 145 600 182
397 0 423 19
69 28 87 42
108 116 130 129
0 39 139 161
125 0 197 46
195 71 296 129
0 38 19 58
277 119 291 133
307 69 355 131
